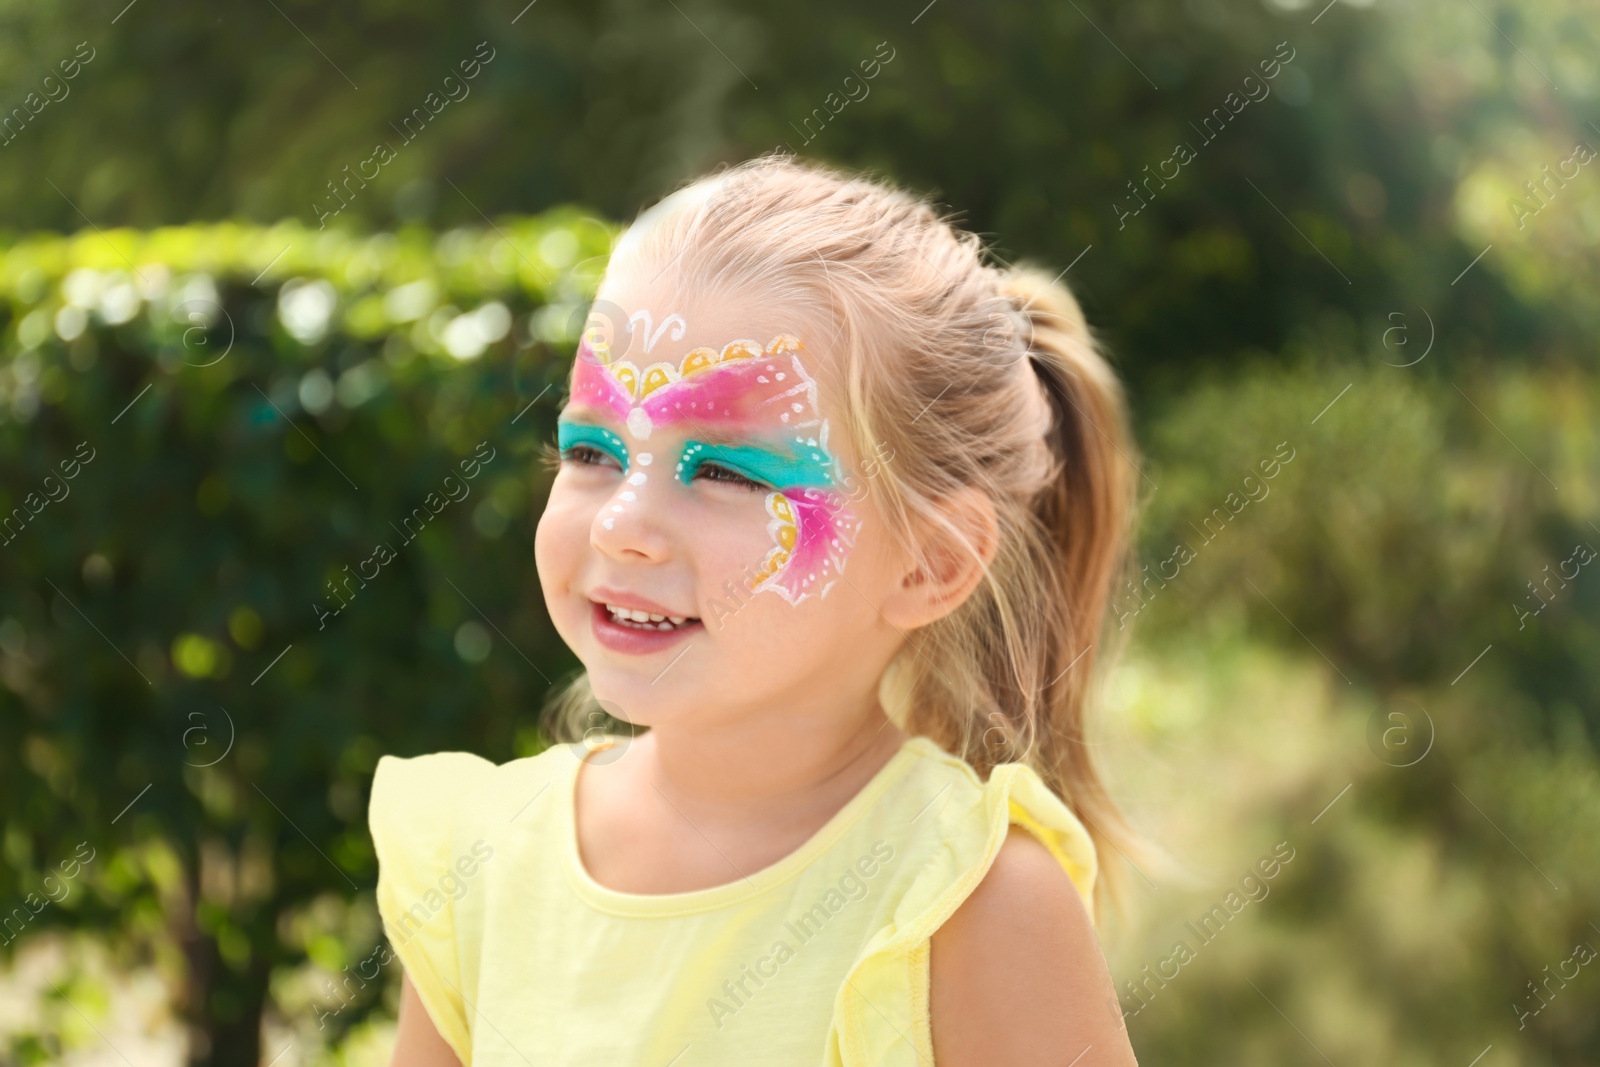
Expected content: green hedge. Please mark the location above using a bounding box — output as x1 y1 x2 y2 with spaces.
0 211 615 1066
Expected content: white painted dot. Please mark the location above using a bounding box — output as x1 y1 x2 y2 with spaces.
602 518 615 529
638 453 653 466
628 472 647 485
626 407 652 439
610 504 624 513
791 403 803 412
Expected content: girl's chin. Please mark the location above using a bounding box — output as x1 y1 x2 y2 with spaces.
579 675 687 727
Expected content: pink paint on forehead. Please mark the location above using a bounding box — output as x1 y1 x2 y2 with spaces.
570 334 826 443
570 339 634 422
640 354 822 437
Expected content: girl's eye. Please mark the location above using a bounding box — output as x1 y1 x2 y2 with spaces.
561 444 620 469
695 462 769 492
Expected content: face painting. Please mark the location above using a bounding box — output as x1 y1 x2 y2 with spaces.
569 327 859 604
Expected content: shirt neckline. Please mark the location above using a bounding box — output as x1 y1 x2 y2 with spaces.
561 733 928 917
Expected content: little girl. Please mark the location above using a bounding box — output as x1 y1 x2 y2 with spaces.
369 154 1142 1066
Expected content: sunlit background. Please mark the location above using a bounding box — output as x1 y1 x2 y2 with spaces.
1 0 1596 1064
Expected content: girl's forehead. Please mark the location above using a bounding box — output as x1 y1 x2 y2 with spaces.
581 289 809 363
570 295 846 425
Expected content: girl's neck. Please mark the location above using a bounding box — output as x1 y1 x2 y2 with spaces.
636 702 909 819
572 701 912 897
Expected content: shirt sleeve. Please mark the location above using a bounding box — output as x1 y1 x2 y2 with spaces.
826 759 1098 1067
995 762 1098 924
370 751 488 1066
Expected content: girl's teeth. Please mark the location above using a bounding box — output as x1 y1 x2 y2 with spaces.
604 603 696 630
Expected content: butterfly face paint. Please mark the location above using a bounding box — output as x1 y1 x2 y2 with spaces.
570 326 859 603
556 421 629 472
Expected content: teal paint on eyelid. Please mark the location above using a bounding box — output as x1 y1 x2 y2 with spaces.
557 420 629 472
674 440 834 489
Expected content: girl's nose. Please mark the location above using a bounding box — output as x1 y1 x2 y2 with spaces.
589 457 671 562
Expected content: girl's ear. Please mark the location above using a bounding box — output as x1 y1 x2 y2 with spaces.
882 485 1000 630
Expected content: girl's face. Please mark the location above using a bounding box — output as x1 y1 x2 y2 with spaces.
534 286 909 731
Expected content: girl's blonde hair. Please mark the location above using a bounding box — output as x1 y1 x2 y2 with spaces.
543 152 1147 920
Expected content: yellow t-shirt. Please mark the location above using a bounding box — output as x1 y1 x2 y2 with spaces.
368 733 1097 1066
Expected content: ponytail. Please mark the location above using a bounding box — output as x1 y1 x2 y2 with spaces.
995 264 1149 920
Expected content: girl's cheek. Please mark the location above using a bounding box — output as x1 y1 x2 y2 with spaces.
691 496 783 584
534 485 595 572
532 496 563 577
690 488 846 615
548 469 618 513
750 488 858 605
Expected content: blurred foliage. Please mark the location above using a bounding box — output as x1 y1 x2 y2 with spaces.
0 0 1596 391
1107 355 1599 1064
0 0 1597 1063
0 213 614 1066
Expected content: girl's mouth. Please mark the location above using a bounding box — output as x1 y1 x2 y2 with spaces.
601 603 698 630
589 600 703 655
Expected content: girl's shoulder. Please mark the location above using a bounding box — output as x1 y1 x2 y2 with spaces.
870 734 1098 926
365 742 584 1065
369 741 579 844
824 736 1101 1066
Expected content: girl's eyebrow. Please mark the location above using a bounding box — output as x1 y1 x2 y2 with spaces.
650 408 801 450
680 424 794 449
556 402 623 428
